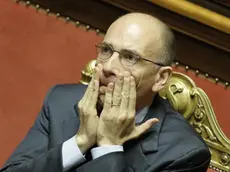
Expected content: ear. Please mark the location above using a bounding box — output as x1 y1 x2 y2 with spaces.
152 66 172 93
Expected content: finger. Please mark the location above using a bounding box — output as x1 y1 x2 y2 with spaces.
103 83 114 110
128 76 136 115
78 64 102 111
91 67 101 107
86 63 101 98
94 64 101 81
91 80 99 107
120 71 130 112
78 80 93 114
99 86 106 94
84 70 97 104
81 74 94 106
112 73 124 106
134 118 159 137
85 64 97 95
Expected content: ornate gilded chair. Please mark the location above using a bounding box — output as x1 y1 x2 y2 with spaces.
80 60 230 172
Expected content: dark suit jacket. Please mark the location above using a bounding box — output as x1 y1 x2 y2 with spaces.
1 84 211 172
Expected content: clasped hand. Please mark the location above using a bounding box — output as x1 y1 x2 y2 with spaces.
76 64 158 153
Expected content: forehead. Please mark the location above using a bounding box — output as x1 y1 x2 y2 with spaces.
105 24 142 47
104 22 161 58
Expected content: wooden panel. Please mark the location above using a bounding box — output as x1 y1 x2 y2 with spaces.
175 31 230 82
26 0 127 31
188 0 230 17
212 0 230 8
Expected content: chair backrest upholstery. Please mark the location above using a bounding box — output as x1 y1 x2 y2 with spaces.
80 59 230 172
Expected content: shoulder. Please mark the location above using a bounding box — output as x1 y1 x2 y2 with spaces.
44 83 87 108
156 98 211 170
47 83 87 98
159 98 210 155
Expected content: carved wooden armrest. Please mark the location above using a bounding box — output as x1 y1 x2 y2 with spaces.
160 72 230 172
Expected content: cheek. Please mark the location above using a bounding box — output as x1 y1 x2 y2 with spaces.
133 70 155 93
131 70 147 88
129 68 140 85
96 59 105 66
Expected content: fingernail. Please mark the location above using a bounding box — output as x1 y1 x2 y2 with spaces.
118 74 124 81
154 118 159 123
108 82 114 88
131 76 134 80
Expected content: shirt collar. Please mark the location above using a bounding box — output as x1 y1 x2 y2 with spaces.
135 106 149 124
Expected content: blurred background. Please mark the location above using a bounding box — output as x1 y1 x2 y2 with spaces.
0 0 229 171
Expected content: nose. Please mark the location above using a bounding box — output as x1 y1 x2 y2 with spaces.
102 52 122 77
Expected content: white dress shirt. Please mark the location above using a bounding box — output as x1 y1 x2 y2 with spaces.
62 106 149 171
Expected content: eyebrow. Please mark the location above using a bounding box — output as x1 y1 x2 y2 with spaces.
122 49 141 58
102 41 142 57
102 42 113 48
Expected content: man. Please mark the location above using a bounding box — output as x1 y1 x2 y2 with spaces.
1 13 211 172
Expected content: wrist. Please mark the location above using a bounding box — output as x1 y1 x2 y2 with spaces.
75 135 94 153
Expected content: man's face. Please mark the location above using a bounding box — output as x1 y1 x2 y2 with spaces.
96 22 162 108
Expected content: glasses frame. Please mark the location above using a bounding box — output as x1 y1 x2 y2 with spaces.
95 43 166 67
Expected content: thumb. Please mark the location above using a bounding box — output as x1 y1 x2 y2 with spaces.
135 118 159 137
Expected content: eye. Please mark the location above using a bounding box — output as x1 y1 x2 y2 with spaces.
123 53 137 62
100 45 112 55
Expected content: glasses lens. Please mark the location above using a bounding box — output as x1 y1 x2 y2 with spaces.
120 51 137 66
96 44 112 60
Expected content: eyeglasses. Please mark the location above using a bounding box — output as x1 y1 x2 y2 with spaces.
95 43 166 67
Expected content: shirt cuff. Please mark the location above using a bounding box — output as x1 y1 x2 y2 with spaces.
62 136 86 171
91 145 124 159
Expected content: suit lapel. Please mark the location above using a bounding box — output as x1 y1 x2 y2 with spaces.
62 85 87 141
124 95 166 171
62 107 80 141
139 94 166 154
